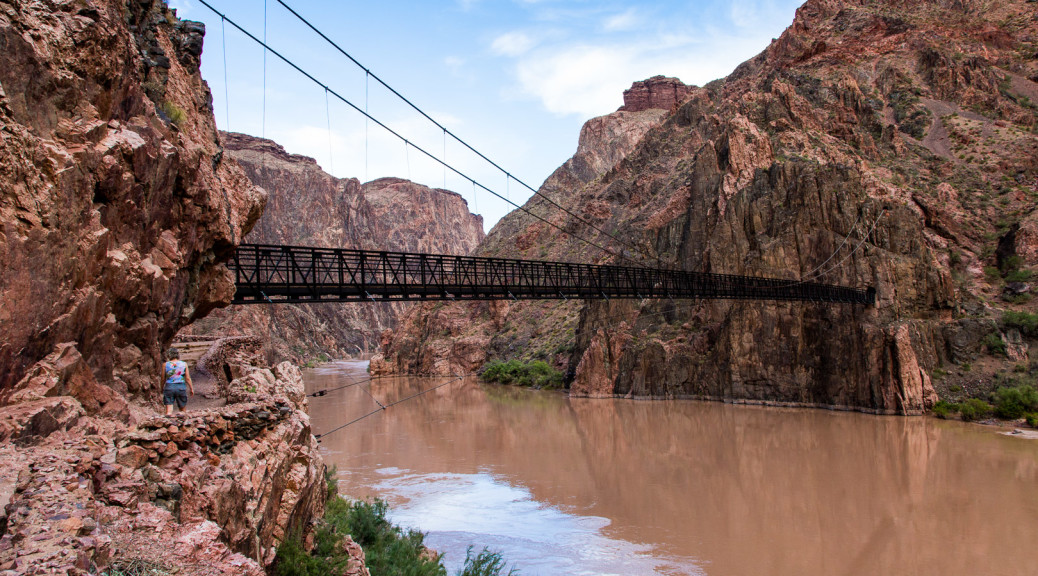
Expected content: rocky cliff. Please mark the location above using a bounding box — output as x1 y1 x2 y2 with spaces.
0 2 327 573
180 133 485 364
374 0 1038 414
0 0 263 395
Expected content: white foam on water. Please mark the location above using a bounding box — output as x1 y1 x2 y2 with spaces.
374 472 703 576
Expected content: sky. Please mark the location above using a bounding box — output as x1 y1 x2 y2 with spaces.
168 0 805 232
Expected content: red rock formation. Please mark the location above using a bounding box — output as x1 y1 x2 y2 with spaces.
0 0 263 396
620 75 694 112
181 133 485 364
0 2 329 574
377 0 1038 414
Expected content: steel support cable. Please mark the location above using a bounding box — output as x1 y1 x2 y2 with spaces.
314 375 468 440
314 311 471 440
262 0 267 137
195 0 631 265
795 207 866 282
359 380 387 409
806 209 886 282
770 208 885 290
271 0 665 269
221 16 230 130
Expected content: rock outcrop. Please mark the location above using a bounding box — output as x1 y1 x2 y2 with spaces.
0 360 322 574
180 133 485 364
620 75 695 113
0 2 328 574
375 0 1038 414
0 0 263 396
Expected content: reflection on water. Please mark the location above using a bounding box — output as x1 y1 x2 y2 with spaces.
307 361 1038 576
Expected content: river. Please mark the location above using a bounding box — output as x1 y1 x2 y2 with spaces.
305 361 1038 576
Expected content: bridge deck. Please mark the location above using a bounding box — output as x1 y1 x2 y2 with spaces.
230 244 875 305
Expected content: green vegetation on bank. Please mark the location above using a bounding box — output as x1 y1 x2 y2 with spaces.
275 467 519 576
480 359 564 390
933 383 1038 424
1003 310 1038 338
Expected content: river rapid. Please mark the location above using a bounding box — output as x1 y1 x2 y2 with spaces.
306 361 1038 576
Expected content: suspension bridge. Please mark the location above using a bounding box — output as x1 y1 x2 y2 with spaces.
230 244 875 305
202 0 879 309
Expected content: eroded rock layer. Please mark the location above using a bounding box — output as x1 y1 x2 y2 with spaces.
0 0 263 395
374 0 1038 414
180 132 485 364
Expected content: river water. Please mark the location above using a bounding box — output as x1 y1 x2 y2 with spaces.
306 361 1038 576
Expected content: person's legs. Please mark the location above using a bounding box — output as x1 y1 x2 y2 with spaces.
163 390 175 416
176 390 189 413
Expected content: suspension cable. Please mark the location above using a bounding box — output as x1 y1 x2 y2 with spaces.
196 0 637 266
271 0 665 269
221 16 229 130
806 209 886 282
262 0 267 138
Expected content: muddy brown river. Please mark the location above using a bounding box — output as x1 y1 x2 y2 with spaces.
306 361 1038 576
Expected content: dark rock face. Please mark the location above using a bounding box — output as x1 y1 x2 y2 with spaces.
0 0 263 396
179 133 485 363
376 0 1038 414
620 75 695 112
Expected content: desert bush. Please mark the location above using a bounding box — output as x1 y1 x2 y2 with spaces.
958 398 992 422
992 384 1038 419
982 332 1007 356
457 546 519 576
932 400 958 419
1004 311 1038 337
481 360 563 390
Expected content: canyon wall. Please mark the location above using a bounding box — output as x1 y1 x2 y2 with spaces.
375 0 1038 414
0 2 326 573
0 0 263 395
181 133 485 364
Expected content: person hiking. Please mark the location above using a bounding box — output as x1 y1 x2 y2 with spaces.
162 347 194 415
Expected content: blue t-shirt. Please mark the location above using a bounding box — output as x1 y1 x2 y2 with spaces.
164 360 188 390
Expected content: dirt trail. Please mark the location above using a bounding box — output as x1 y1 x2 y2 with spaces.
170 338 226 412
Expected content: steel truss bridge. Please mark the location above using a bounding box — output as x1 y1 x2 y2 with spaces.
230 244 875 306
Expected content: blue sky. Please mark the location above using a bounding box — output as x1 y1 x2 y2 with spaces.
169 0 804 232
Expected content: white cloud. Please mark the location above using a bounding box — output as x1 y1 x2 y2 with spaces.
602 8 641 32
491 31 537 57
509 32 777 118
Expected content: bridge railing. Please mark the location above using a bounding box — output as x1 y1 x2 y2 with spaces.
230 243 875 305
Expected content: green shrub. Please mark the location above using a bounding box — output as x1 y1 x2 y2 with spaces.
457 546 519 576
482 360 524 385
481 360 563 390
982 332 1007 356
992 384 1038 419
1005 269 1033 283
958 398 991 422
1004 311 1038 337
1026 413 1038 427
932 400 959 419
984 266 1002 281
160 100 186 126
